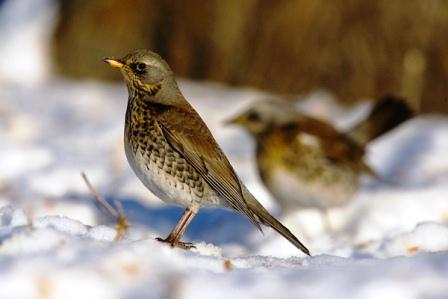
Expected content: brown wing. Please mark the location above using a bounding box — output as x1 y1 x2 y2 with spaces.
295 116 361 161
156 103 261 228
293 115 375 175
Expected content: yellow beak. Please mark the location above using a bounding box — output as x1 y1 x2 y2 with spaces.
103 57 124 68
224 115 243 126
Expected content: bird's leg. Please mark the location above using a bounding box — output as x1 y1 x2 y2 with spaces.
156 208 197 249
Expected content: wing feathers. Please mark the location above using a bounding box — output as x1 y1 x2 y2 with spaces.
157 105 261 228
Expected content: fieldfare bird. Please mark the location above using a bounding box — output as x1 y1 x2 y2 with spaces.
228 97 413 223
103 50 310 255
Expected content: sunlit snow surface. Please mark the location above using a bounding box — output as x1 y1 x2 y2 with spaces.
1 79 448 299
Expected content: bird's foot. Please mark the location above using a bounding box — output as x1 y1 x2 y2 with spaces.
155 237 196 250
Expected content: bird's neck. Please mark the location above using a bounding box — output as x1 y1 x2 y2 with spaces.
127 79 185 108
127 83 161 101
256 125 298 159
256 123 295 146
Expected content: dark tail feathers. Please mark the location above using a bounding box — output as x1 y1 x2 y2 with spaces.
348 95 414 145
242 186 310 256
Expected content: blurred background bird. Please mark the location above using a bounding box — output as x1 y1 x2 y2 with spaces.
228 96 414 229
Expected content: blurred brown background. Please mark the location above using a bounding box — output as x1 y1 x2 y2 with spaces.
52 0 448 113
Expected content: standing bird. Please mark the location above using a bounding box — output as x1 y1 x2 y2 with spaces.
103 50 309 255
228 97 413 224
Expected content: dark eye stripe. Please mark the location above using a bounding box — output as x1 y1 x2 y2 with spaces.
247 112 260 122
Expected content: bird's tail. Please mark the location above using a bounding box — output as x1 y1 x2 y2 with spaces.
347 95 414 146
241 185 310 256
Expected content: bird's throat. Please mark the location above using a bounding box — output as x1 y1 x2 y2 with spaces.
142 83 162 96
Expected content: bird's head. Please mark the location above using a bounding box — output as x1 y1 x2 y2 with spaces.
226 99 299 136
103 49 176 96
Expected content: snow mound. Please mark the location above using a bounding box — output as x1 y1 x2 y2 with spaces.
0 209 447 299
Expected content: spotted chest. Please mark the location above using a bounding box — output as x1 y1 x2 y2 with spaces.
124 98 207 208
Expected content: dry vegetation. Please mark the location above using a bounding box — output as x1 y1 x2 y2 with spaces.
52 0 448 112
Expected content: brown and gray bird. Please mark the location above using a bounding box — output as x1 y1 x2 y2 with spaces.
228 97 413 220
103 50 309 255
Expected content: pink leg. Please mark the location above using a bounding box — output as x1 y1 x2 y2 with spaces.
156 208 197 249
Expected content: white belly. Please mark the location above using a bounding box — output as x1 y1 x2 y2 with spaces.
268 167 357 211
124 141 224 209
125 142 199 208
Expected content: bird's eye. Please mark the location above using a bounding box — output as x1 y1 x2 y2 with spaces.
247 112 260 122
132 63 147 73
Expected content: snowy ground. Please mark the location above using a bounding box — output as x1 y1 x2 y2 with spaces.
2 0 448 298
1 78 448 299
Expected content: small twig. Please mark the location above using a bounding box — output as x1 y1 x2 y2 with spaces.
81 171 129 240
81 172 118 218
115 199 126 217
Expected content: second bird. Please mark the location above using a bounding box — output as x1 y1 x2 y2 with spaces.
228 97 413 222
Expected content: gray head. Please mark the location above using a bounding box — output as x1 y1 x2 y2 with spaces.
103 49 178 96
227 99 300 136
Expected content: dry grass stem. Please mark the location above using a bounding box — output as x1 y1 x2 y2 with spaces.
81 172 129 240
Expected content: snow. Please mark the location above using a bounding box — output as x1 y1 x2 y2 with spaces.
2 211 448 299
1 80 448 299
1 1 448 298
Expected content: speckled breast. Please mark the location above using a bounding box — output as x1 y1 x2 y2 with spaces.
124 99 207 208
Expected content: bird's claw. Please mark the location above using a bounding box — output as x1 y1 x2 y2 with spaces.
155 237 196 250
